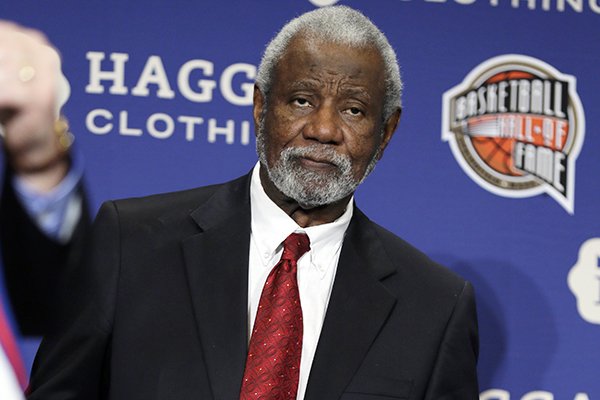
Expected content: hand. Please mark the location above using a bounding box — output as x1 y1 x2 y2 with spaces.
0 20 71 191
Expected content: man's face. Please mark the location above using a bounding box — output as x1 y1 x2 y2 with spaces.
254 35 398 208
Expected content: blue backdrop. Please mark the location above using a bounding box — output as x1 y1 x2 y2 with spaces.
1 1 598 398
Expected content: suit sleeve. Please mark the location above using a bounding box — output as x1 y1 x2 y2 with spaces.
0 166 92 336
424 281 480 400
27 201 121 400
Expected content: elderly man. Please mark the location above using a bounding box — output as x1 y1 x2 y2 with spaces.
25 6 478 400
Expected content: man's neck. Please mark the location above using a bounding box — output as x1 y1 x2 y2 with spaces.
258 165 352 228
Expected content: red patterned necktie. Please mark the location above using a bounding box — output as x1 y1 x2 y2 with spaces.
240 232 310 400
0 299 27 389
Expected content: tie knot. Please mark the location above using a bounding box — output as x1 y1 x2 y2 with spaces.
282 233 310 262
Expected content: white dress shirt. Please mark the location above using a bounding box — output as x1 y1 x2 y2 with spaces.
0 346 23 400
248 163 353 400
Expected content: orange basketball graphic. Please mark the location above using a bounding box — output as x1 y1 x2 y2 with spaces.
471 136 517 175
469 71 535 176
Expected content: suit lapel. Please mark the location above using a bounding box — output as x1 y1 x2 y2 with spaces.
304 208 397 400
181 174 251 400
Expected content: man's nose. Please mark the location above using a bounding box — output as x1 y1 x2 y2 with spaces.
303 102 342 144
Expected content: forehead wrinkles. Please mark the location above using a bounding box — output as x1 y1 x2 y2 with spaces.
287 78 372 101
269 37 385 112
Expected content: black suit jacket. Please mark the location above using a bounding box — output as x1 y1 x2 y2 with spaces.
0 166 91 336
28 173 478 399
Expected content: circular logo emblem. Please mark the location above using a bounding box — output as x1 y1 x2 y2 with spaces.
442 55 585 214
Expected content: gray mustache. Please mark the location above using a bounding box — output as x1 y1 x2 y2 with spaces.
282 145 351 171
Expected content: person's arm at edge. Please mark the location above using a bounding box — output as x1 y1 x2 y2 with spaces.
26 201 120 399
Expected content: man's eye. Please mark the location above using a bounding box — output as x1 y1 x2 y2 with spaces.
345 107 363 116
293 98 310 107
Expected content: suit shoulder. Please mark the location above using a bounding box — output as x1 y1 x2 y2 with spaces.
367 219 467 294
102 174 248 224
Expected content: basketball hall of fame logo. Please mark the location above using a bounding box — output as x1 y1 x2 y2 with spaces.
442 55 585 214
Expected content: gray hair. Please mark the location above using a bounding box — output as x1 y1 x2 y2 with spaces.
255 6 402 122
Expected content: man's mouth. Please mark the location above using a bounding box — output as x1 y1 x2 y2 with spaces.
297 155 338 171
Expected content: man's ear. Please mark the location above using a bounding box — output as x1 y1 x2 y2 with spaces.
253 85 266 136
376 107 401 160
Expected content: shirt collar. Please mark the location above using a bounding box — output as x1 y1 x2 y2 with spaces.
250 162 353 277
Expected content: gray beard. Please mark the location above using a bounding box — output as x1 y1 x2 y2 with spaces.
256 124 380 209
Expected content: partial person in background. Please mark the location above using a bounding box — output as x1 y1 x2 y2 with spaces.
0 21 89 396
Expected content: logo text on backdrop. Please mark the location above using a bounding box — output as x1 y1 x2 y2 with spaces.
442 54 585 214
84 52 255 145
568 238 600 324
